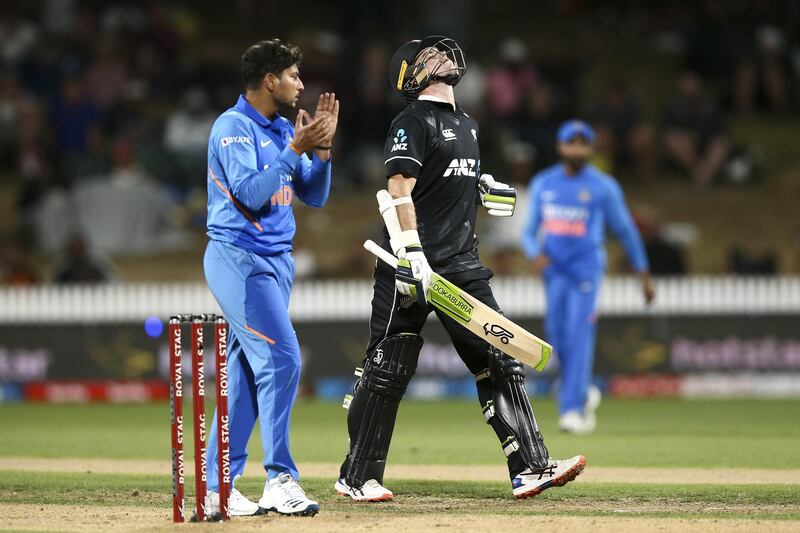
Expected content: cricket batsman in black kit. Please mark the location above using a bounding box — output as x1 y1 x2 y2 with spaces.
335 36 585 501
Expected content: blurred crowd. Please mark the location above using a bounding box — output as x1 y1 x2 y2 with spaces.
1 0 798 284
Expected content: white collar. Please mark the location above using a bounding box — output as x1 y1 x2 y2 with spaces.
418 94 456 111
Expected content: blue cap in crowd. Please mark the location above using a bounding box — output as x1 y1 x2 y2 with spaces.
557 119 595 144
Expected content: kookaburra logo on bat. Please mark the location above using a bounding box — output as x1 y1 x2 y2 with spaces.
483 323 514 344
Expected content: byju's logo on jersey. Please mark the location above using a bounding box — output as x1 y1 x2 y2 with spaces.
443 158 477 177
391 128 408 152
442 128 456 141
220 136 252 147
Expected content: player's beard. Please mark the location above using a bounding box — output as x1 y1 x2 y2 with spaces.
564 156 589 173
274 89 299 112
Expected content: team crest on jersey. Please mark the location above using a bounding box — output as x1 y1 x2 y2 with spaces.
443 158 477 177
442 128 457 141
579 189 592 203
391 128 408 152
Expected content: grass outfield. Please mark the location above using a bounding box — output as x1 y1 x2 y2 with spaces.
1 398 799 531
1 398 798 467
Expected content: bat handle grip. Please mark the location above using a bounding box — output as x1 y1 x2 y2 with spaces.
363 240 398 269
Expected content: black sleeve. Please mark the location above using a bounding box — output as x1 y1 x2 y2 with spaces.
384 113 428 178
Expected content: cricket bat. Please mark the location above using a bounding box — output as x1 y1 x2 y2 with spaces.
363 239 552 372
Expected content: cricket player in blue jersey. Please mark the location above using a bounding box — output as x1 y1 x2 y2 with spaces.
202 39 338 516
523 120 655 434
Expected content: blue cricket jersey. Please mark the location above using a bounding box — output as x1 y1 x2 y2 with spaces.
206 95 331 255
522 163 648 280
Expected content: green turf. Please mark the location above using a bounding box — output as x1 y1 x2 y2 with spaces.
1 399 798 469
1 471 797 521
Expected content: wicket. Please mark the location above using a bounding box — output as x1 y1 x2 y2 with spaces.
169 314 231 523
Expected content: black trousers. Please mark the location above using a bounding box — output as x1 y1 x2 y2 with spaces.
366 260 498 375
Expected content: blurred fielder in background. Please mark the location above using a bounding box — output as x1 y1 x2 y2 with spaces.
523 120 655 434
202 39 338 516
336 36 585 503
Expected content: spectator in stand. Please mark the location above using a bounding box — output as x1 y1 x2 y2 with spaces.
345 43 396 188
0 72 29 166
485 38 538 119
0 5 39 66
50 71 100 181
163 86 216 188
16 102 55 214
636 216 687 276
0 243 40 286
514 82 562 171
53 235 111 284
85 41 129 111
662 71 731 188
684 0 790 115
727 246 778 275
590 81 655 181
735 25 790 114
684 0 746 101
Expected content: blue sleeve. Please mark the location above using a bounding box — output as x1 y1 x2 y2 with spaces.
522 176 543 259
213 116 301 211
603 179 649 272
293 153 332 208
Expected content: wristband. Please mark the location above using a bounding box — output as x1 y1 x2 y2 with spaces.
316 145 332 150
289 143 303 155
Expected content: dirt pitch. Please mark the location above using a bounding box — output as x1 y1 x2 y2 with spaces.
3 456 800 485
1 504 798 533
2 457 799 532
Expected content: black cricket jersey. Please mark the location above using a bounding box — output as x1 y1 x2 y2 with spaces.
383 97 482 274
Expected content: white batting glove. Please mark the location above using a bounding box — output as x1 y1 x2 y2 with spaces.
479 174 517 217
395 244 432 306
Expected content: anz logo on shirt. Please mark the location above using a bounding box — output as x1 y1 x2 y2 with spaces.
443 158 477 177
391 128 408 152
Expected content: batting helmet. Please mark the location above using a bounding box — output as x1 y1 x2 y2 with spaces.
388 35 466 103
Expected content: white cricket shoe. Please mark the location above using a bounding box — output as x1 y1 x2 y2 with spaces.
559 410 594 434
205 487 265 517
334 478 394 502
258 473 319 516
512 455 586 499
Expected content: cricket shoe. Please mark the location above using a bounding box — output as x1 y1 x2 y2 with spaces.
560 385 602 434
559 410 594 434
205 487 265 517
334 478 394 502
512 455 586 499
259 473 319 516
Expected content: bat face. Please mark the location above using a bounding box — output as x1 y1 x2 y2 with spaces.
426 273 551 371
466 298 552 371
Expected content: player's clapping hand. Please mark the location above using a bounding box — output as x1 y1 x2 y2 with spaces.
291 109 331 153
313 92 340 147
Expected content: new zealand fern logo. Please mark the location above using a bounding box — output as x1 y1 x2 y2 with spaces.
391 128 408 152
